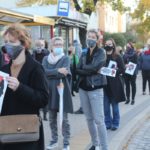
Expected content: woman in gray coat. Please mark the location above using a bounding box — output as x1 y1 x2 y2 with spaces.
42 37 73 150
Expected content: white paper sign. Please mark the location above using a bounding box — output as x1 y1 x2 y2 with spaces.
0 71 9 114
100 67 116 77
125 62 137 75
108 60 117 69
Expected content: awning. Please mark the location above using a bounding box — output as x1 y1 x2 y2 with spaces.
54 16 87 28
0 7 55 26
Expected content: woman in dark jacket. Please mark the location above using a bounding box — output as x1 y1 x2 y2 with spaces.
139 44 150 95
104 38 125 130
0 23 49 150
76 29 108 150
42 37 73 150
123 42 138 105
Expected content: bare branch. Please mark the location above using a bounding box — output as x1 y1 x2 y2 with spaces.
72 0 81 11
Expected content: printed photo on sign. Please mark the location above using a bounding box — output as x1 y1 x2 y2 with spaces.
108 60 117 69
125 62 137 75
100 67 116 77
0 71 9 114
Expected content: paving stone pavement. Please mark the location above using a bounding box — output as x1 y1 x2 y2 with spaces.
125 117 150 150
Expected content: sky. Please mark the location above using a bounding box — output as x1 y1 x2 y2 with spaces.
123 0 138 12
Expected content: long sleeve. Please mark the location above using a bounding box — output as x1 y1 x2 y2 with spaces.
116 55 125 75
15 65 49 109
82 49 106 73
42 56 71 79
76 48 106 75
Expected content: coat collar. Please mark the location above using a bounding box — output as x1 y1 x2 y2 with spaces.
7 52 36 81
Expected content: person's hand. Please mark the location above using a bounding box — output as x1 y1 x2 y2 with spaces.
6 76 20 91
58 68 68 76
125 64 129 68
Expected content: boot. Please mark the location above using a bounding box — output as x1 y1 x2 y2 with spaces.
125 100 130 104
131 100 135 105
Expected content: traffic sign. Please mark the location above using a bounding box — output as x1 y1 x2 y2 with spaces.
57 0 69 17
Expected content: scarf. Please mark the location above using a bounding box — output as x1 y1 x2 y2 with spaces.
144 49 150 55
124 48 136 59
47 53 64 65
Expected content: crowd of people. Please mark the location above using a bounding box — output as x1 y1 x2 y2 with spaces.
0 23 150 150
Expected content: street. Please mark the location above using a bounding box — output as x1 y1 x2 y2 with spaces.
43 72 150 150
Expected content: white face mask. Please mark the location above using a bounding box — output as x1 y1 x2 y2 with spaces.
53 47 63 56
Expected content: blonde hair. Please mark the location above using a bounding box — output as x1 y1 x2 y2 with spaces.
2 23 31 50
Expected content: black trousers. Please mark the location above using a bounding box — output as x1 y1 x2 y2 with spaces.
142 70 150 92
124 74 137 101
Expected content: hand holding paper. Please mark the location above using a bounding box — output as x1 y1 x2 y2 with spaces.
0 71 9 114
125 62 137 75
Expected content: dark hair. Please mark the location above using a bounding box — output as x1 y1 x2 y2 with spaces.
106 38 118 59
128 42 134 49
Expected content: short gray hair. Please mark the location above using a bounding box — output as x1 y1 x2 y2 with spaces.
87 29 99 40
51 37 63 47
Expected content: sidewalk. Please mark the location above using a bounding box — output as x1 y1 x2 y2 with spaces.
43 73 150 150
124 117 150 150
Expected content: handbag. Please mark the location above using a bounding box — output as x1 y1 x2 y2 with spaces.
0 114 40 144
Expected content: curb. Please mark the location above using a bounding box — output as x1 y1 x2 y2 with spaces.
109 103 150 150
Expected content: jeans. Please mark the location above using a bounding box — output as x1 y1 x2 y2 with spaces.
49 110 70 145
79 88 108 150
124 74 137 100
104 93 120 128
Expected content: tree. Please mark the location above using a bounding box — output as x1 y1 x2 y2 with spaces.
17 0 128 48
131 0 150 42
103 32 126 48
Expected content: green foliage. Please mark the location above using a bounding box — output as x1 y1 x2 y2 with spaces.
17 0 129 14
123 32 137 43
134 42 144 49
103 32 126 47
131 0 150 36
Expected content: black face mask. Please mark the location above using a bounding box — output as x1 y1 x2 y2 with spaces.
4 43 24 60
104 45 114 52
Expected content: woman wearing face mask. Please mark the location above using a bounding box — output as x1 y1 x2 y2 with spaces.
123 42 138 105
42 37 73 150
103 39 125 131
0 23 49 150
76 29 108 150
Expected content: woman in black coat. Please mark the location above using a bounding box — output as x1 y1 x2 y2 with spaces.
104 38 125 131
123 42 138 105
0 23 49 150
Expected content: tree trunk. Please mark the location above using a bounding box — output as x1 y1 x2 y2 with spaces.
79 28 87 49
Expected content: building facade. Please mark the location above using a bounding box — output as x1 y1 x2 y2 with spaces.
97 3 126 33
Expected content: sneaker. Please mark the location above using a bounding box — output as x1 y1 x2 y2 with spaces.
143 91 146 95
111 127 118 131
63 144 70 150
46 141 58 150
89 145 95 150
74 107 83 114
125 100 130 104
131 100 135 105
89 145 100 150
